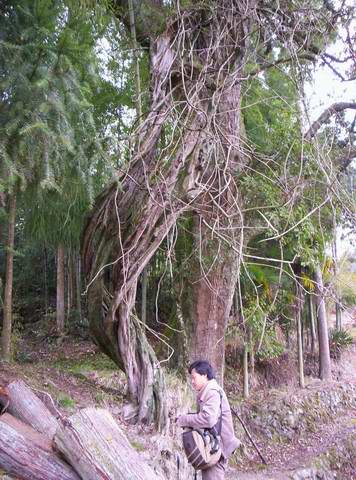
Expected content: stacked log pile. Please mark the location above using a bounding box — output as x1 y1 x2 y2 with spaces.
0 379 162 480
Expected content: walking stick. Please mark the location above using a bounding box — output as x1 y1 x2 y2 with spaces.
231 407 268 465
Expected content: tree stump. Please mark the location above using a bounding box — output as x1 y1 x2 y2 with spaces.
5 379 59 438
0 420 80 480
54 408 163 480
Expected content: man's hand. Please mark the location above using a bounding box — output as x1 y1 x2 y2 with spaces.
176 415 187 427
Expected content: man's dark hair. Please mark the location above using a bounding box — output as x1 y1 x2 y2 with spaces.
188 360 215 380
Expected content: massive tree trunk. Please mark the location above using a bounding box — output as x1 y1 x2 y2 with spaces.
189 218 240 384
82 33 196 429
1 192 17 362
83 2 249 420
83 0 342 426
188 73 245 382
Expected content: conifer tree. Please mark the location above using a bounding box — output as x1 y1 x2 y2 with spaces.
0 0 107 353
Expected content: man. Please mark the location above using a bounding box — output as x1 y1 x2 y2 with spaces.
177 360 240 479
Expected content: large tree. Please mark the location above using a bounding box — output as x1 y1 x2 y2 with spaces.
82 0 355 427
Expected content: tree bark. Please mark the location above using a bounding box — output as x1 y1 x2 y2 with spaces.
314 266 332 380
1 192 17 362
4 379 59 439
185 43 246 380
292 273 305 388
0 413 53 453
75 252 82 324
308 293 317 354
243 343 249 399
0 191 5 308
54 407 163 480
43 248 49 315
296 290 305 388
56 243 65 334
82 30 201 429
83 0 341 426
248 327 255 385
141 268 148 325
0 421 79 480
189 218 240 384
67 251 73 320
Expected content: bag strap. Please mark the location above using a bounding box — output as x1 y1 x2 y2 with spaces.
209 389 223 436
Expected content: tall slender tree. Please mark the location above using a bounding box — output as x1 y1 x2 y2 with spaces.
315 264 332 380
1 193 16 360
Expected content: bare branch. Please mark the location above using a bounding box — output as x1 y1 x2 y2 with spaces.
321 54 356 82
111 0 168 47
338 147 356 172
306 102 356 139
248 54 316 78
322 52 353 64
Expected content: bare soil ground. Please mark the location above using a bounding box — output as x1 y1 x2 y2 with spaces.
227 411 355 479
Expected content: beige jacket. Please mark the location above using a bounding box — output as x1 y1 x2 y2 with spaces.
178 379 240 458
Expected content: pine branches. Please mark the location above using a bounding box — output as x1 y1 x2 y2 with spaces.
0 0 109 248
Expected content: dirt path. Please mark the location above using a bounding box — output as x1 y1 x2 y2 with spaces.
227 401 356 479
224 341 356 480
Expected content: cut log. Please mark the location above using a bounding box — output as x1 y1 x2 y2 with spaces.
54 408 163 480
0 421 80 480
0 413 53 453
5 379 59 438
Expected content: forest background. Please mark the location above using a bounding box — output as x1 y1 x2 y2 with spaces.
0 0 355 457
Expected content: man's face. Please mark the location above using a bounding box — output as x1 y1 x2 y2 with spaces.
190 368 208 392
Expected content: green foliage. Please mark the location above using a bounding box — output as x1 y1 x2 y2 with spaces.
57 392 76 409
53 352 117 375
341 288 356 307
240 56 337 272
301 272 315 292
236 260 289 359
0 0 114 248
130 440 146 452
329 329 353 359
10 322 24 362
242 66 300 155
337 265 356 308
256 335 285 361
0 1 126 324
